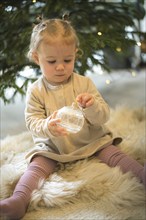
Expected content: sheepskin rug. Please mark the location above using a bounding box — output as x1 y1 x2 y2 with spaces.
0 106 146 220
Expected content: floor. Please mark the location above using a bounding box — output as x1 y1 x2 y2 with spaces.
1 68 145 139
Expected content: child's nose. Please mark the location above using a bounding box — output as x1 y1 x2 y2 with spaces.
56 63 64 71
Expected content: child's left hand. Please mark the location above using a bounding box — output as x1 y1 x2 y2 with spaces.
48 111 68 137
76 93 94 108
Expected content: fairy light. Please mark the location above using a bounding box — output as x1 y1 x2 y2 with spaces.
116 47 122 52
98 71 103 75
105 79 111 85
137 41 141 47
131 70 137 77
32 0 36 2
97 32 102 36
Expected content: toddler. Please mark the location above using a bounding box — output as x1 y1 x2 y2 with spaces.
0 15 145 219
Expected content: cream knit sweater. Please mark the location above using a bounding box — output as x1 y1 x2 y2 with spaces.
25 73 121 163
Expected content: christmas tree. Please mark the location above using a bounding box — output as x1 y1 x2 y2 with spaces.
0 0 145 103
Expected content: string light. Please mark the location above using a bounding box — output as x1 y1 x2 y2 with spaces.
116 47 122 52
136 41 141 47
98 71 103 75
97 32 102 36
130 70 137 77
105 79 111 85
32 0 36 3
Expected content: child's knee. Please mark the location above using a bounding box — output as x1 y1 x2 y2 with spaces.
30 155 57 175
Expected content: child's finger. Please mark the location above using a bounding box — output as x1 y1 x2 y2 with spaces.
51 111 58 119
49 118 61 126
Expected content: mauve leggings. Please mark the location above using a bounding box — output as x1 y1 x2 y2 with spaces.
96 145 145 186
0 156 57 219
0 145 145 219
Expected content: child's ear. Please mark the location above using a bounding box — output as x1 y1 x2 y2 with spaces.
32 52 40 65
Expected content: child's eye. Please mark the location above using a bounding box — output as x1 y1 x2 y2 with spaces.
64 60 72 63
48 60 56 64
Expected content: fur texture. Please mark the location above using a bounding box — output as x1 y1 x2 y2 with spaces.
0 106 146 220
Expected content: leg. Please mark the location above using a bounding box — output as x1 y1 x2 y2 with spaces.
96 145 145 187
0 155 57 219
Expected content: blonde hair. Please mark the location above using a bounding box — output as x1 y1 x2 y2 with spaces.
27 18 80 62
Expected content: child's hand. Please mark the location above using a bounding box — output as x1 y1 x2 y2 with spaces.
48 111 68 137
76 93 94 108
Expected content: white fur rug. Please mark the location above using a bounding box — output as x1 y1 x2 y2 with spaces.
0 106 146 220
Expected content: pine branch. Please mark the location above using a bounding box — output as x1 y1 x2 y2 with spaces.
0 0 145 103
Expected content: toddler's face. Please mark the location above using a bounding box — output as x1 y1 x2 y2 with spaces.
35 41 76 85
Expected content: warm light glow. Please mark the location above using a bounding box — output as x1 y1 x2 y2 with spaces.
131 70 137 77
105 79 111 85
116 47 122 52
97 32 102 36
98 71 103 75
32 0 36 2
137 41 141 47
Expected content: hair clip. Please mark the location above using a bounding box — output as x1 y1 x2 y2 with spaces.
62 13 70 21
33 15 46 32
36 15 43 23
33 15 44 27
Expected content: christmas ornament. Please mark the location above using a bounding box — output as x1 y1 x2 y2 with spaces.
56 102 84 133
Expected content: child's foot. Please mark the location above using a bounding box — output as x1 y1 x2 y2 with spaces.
0 197 26 219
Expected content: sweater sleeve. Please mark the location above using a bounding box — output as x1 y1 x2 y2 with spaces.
25 85 54 139
82 78 110 125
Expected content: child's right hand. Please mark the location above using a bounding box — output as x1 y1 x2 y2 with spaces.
48 111 68 137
